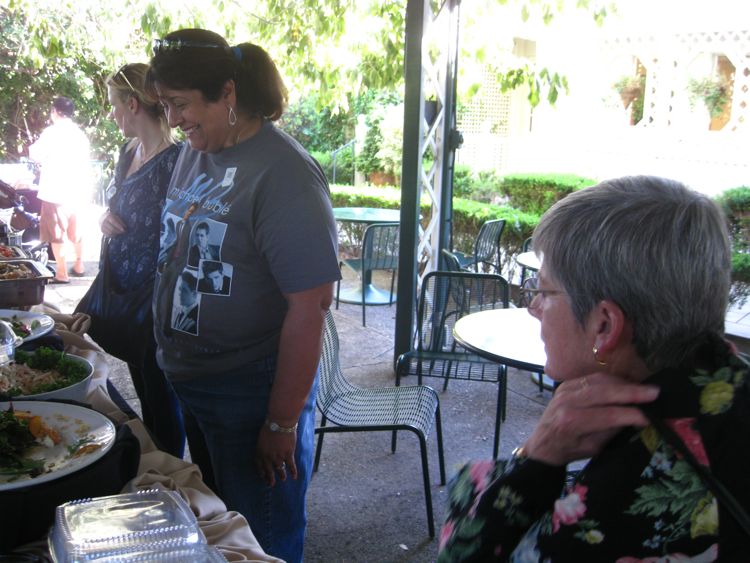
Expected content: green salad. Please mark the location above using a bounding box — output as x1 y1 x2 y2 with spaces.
0 347 89 397
0 408 44 477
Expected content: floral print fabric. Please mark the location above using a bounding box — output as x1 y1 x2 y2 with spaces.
107 143 181 292
437 335 750 562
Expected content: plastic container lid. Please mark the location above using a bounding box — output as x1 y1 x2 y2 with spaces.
78 543 226 562
48 489 205 562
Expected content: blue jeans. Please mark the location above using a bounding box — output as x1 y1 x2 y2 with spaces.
128 339 185 458
170 355 318 563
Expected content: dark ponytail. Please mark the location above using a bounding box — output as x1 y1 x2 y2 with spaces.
233 43 287 121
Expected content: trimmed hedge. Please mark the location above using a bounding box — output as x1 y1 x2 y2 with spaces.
499 173 597 215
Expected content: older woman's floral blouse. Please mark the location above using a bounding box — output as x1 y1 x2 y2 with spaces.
437 335 750 562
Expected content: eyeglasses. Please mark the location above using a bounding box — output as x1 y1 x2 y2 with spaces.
152 38 227 55
518 277 565 307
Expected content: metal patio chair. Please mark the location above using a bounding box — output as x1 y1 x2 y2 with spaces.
453 218 506 273
396 270 510 458
519 236 534 286
314 310 446 537
336 222 399 326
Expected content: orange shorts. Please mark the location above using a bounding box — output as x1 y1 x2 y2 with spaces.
40 201 80 244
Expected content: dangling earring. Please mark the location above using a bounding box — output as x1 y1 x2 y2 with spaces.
228 105 238 126
592 346 607 366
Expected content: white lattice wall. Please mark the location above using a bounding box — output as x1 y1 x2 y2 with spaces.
605 29 750 132
456 67 512 172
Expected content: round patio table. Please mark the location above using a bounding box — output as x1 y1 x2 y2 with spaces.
453 307 555 389
516 251 541 273
333 207 401 224
333 207 400 305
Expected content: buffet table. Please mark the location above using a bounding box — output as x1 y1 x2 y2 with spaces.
11 310 281 563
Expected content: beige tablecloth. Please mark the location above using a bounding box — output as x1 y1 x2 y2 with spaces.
16 310 282 563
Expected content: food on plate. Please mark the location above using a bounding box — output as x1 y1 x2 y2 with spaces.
0 245 16 258
0 347 89 397
0 262 36 280
0 406 103 481
1 315 41 339
0 408 52 477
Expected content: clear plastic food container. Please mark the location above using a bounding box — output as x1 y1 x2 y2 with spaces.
48 489 206 562
78 543 226 562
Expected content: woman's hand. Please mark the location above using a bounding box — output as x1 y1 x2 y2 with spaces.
255 425 297 487
99 210 127 236
523 372 660 466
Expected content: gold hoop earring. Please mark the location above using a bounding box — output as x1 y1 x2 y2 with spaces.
228 105 238 126
592 346 607 366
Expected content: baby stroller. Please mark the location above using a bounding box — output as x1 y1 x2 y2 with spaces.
0 178 49 264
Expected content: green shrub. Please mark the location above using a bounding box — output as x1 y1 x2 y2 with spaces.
311 151 332 178
332 148 355 185
280 96 353 153
499 173 597 215
311 149 356 185
356 117 383 176
452 164 474 198
716 186 750 305
469 170 504 204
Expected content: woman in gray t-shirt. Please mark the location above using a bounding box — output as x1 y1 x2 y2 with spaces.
147 28 340 563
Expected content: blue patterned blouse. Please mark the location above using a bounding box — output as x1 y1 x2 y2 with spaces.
105 142 181 291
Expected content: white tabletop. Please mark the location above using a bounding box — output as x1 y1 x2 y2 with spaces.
516 251 541 272
453 307 547 372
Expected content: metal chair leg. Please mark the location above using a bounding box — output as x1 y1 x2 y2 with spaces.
493 381 503 459
314 415 328 472
361 269 367 326
335 262 342 310
389 269 396 305
416 430 435 537
435 403 446 485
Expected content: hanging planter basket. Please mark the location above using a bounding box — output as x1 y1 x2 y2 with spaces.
619 86 641 110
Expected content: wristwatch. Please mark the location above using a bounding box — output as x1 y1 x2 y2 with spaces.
265 419 298 434
504 445 529 474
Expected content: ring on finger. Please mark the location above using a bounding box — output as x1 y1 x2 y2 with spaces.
276 462 286 471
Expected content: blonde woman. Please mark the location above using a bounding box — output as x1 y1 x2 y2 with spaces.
84 63 184 457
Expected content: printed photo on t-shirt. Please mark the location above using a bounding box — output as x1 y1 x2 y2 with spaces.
158 211 180 266
197 260 233 296
171 269 201 335
187 218 227 268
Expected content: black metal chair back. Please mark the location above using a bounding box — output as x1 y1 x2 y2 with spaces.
362 222 399 271
519 236 534 285
396 270 510 457
440 248 464 272
471 219 505 272
336 222 399 326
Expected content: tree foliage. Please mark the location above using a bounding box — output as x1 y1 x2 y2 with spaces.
0 0 611 163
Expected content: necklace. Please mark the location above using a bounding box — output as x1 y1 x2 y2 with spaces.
232 118 259 146
134 140 167 169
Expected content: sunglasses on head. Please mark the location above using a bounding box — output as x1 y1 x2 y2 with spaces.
152 38 227 55
115 66 137 93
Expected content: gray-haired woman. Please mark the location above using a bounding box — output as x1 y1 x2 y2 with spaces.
438 176 750 561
